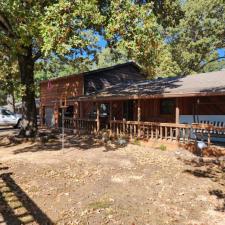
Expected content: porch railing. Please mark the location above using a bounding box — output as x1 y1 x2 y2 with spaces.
110 120 192 142
63 117 97 133
111 120 225 144
62 117 225 144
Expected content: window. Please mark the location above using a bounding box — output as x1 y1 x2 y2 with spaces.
160 99 175 115
1 109 13 116
88 103 109 119
64 106 74 117
100 103 109 117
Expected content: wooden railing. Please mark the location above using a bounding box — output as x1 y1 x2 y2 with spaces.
110 120 192 142
63 117 97 133
62 118 225 144
110 120 225 144
192 123 225 144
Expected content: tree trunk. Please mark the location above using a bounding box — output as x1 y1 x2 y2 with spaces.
18 45 37 137
9 81 16 113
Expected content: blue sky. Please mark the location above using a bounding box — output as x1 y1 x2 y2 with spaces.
98 35 107 49
218 48 225 58
97 34 225 60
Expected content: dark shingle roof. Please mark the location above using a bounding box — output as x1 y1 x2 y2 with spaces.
41 61 143 83
79 70 225 100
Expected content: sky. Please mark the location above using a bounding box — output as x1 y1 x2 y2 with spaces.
218 48 225 58
97 34 225 60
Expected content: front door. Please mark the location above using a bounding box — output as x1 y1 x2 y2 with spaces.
45 107 54 127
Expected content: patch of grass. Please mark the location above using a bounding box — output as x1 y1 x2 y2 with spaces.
159 144 167 151
88 200 112 210
133 138 141 146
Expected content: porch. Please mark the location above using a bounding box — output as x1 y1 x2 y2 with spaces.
62 96 225 146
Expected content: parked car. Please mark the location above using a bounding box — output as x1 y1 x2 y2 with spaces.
0 107 22 128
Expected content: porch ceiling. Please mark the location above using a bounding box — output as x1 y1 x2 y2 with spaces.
77 70 225 101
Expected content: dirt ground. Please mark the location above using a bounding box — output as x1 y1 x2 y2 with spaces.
0 129 225 225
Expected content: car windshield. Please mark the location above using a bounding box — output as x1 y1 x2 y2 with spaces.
1 109 14 116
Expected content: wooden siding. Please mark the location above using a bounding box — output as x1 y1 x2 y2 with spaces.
40 76 83 126
141 99 175 122
139 96 225 123
179 96 225 115
40 75 83 107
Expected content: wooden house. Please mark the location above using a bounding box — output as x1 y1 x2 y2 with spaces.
40 62 145 127
40 63 225 145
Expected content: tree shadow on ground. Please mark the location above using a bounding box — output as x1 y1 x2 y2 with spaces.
209 189 225 212
0 164 54 225
12 135 102 154
11 134 128 155
182 158 225 186
180 156 225 212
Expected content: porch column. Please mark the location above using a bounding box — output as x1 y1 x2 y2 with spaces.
54 104 58 128
79 101 83 118
96 102 100 132
175 98 180 141
138 99 141 137
40 104 43 128
109 101 112 135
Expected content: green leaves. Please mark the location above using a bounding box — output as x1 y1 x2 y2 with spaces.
168 0 225 75
40 0 104 56
0 0 224 93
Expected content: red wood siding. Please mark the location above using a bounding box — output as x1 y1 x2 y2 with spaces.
40 75 83 107
141 99 175 122
179 96 225 115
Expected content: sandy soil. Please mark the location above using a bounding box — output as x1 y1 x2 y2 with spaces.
0 130 225 225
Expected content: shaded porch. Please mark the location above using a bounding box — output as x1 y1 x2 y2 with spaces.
63 96 225 146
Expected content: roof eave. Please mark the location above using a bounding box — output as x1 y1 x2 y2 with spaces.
76 91 225 102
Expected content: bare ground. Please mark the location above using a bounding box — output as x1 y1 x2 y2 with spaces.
0 129 225 225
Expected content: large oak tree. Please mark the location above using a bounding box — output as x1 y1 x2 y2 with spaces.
0 0 104 136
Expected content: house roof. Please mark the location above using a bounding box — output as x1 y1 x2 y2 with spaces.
78 70 225 101
40 61 143 83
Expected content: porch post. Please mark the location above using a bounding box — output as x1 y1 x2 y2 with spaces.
109 101 112 135
79 101 83 118
175 98 180 141
138 99 141 137
54 104 58 128
96 102 100 132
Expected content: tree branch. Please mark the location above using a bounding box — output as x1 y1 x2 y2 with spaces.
0 14 14 37
199 56 225 70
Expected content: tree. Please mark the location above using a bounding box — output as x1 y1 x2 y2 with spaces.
203 59 225 73
168 0 225 75
102 0 163 77
0 51 20 111
91 47 128 70
0 0 104 136
0 1 47 136
41 1 182 78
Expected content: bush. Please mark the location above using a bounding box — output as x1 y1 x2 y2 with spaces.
159 144 167 151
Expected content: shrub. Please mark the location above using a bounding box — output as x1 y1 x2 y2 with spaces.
159 144 167 151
